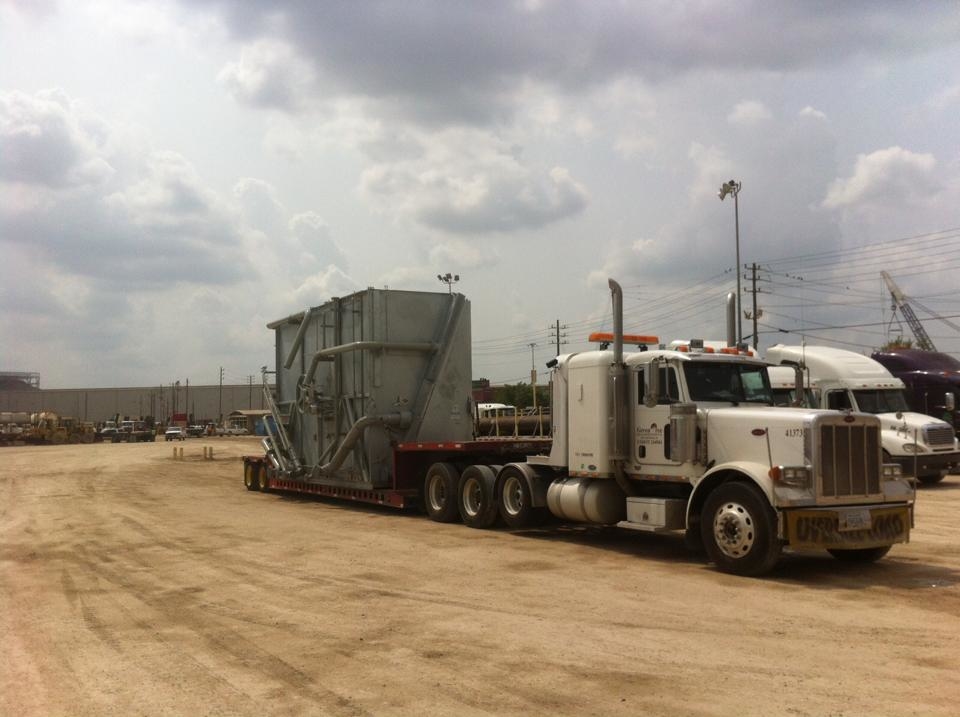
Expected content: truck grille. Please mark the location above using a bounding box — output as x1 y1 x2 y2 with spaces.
923 424 955 447
818 422 881 498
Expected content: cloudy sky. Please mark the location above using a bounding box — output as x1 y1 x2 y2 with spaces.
2 1 960 390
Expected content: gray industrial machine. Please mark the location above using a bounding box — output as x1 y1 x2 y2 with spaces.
262 288 473 489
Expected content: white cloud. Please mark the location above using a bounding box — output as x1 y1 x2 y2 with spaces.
924 84 960 113
0 89 114 189
799 105 827 121
288 265 359 307
823 147 939 209
428 237 499 269
218 39 314 111
289 211 347 269
727 100 772 126
359 129 589 234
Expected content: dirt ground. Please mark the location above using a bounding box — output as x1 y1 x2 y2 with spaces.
2 439 959 716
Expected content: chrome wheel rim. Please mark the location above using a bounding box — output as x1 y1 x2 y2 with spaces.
427 475 447 512
712 501 755 559
502 475 524 517
462 477 482 517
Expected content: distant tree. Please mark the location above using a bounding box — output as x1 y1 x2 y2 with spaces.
493 382 550 410
882 337 913 350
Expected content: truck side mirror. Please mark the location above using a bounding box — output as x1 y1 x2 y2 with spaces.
644 362 660 408
946 393 955 413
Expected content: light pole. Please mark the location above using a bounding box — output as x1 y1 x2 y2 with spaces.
718 179 742 347
437 272 460 294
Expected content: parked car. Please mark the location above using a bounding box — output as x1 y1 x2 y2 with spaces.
186 425 205 437
215 425 249 436
164 427 186 441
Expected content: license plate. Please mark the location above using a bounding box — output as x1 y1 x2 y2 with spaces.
838 508 872 532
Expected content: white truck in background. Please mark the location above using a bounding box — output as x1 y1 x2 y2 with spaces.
766 345 960 485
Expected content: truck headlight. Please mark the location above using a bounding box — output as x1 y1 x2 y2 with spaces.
901 443 928 453
769 465 811 489
883 463 903 479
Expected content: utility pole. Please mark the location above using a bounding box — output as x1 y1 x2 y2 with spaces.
218 366 224 425
549 320 568 356
185 378 189 423
751 263 759 350
742 263 763 351
247 374 254 408
529 343 537 409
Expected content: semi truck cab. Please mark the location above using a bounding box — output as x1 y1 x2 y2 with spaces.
768 345 960 484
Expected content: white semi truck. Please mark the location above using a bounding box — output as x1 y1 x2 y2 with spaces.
766 345 960 484
246 280 916 576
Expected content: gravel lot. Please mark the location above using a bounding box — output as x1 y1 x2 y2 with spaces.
2 439 959 716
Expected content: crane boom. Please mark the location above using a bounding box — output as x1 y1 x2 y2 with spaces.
882 270 936 351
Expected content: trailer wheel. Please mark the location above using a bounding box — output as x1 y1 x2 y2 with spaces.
497 466 543 529
258 466 271 492
702 482 781 576
917 474 946 485
424 463 461 523
243 463 259 491
458 465 499 529
827 546 891 562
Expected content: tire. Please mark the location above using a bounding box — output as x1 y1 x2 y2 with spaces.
243 463 259 491
258 466 271 492
458 465 500 529
423 462 461 523
702 482 781 576
917 474 946 485
828 546 891 562
497 466 544 529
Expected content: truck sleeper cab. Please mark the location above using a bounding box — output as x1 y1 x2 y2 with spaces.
767 345 960 484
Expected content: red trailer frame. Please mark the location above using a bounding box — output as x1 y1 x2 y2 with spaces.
245 437 551 509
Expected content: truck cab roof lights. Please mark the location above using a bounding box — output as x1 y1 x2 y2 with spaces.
588 332 659 345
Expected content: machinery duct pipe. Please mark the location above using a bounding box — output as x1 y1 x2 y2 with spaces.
318 411 412 475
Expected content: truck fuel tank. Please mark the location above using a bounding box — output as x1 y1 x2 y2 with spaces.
546 477 626 524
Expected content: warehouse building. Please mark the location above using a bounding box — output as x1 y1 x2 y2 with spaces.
0 377 273 425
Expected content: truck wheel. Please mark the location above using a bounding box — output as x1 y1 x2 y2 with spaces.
917 474 945 485
424 462 461 523
244 463 258 491
827 546 891 562
702 482 781 576
459 465 499 529
497 466 543 529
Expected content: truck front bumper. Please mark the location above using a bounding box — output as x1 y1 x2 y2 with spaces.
784 504 911 550
891 451 960 479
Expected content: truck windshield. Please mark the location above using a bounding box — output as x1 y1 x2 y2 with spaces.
683 361 773 405
852 389 910 414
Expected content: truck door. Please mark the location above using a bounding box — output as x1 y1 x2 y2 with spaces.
631 363 685 473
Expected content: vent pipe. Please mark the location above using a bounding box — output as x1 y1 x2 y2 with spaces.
607 278 633 496
609 279 624 365
726 292 737 347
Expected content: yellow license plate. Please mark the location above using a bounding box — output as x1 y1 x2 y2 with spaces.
787 506 910 549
